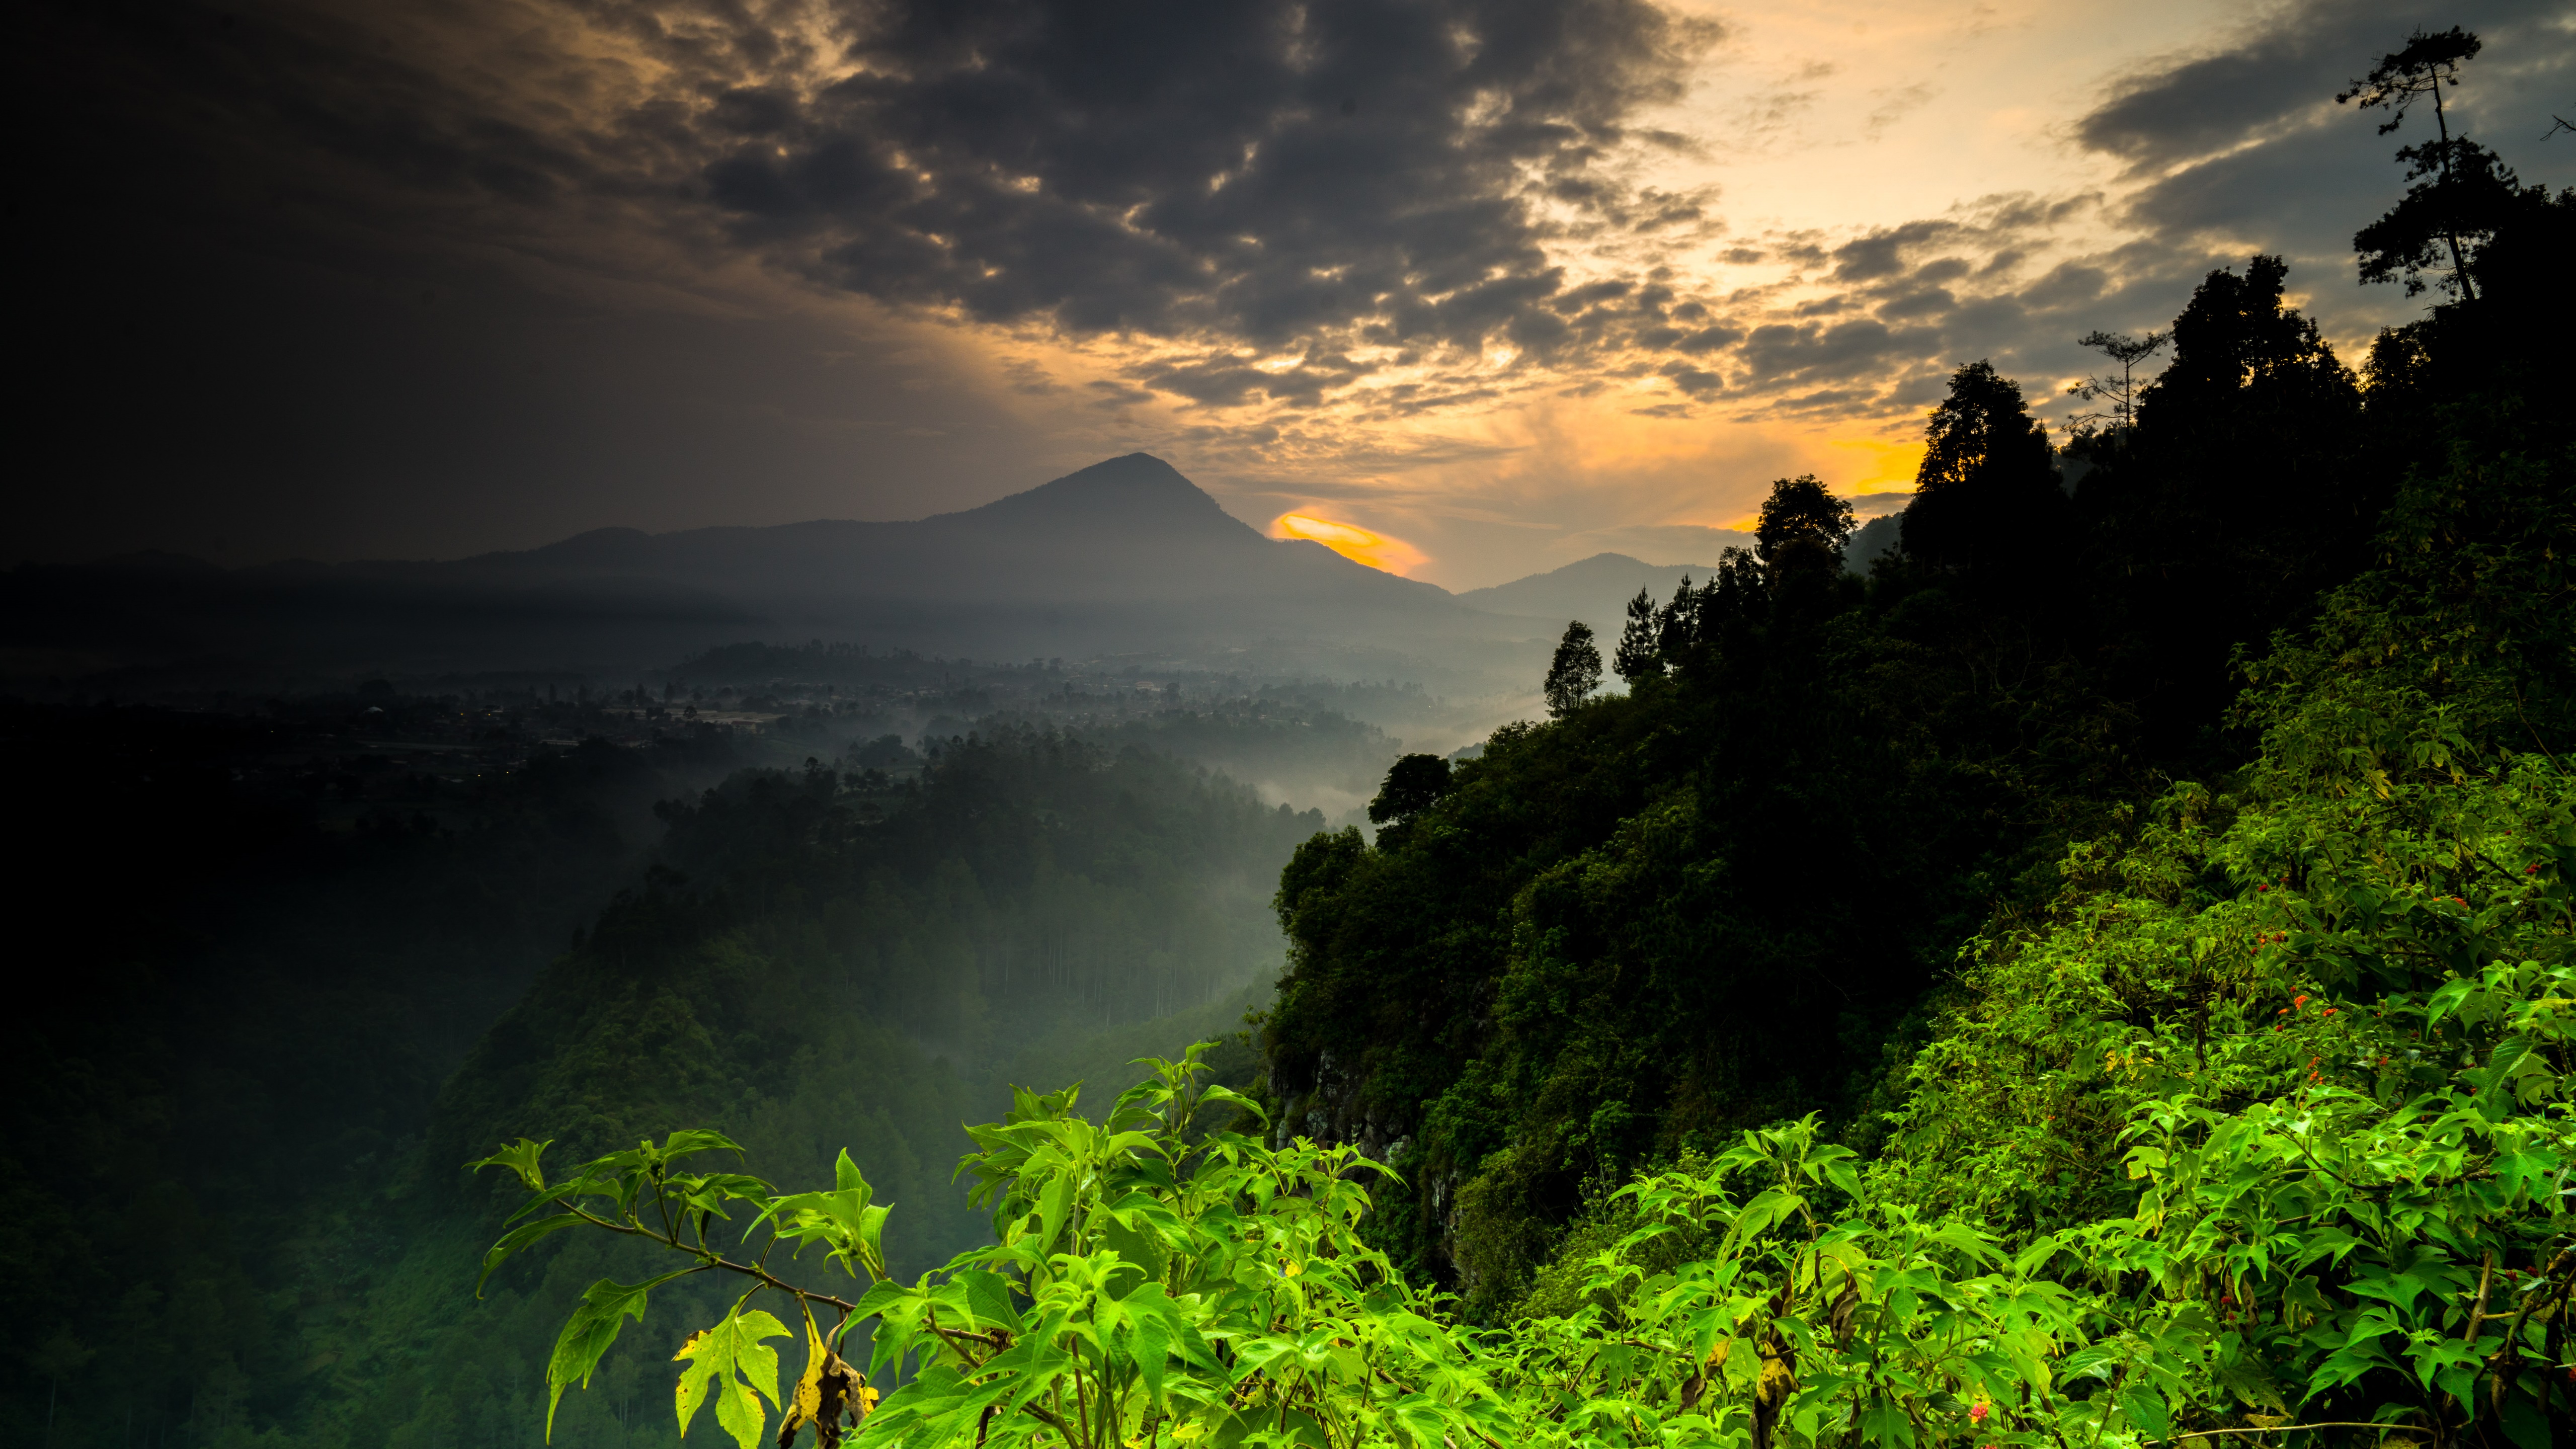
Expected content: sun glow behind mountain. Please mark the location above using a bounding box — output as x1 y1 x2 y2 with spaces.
1271 513 1430 576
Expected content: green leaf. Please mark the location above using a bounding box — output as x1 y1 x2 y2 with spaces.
1037 1169 1075 1255
545 1271 688 1441
658 1129 747 1164
467 1137 552 1191
2427 976 2475 1022
956 1270 1024 1333
477 1213 583 1295
833 1148 872 1202
673 1308 790 1449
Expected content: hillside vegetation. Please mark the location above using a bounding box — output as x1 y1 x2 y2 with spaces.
475 132 2568 1449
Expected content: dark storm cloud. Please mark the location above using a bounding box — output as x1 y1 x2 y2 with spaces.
1735 318 1935 387
2075 0 2570 204
2077 0 2570 174
702 0 1719 355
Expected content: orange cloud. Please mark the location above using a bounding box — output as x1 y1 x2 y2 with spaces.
1271 512 1430 575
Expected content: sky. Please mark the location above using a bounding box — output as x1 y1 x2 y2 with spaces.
17 0 2572 590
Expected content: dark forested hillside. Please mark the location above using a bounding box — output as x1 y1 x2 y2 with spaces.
1 706 1320 1448
1264 183 2574 1315
3 698 751 1449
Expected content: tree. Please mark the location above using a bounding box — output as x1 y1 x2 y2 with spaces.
1542 620 1601 717
2352 138 2543 300
2339 27 2486 299
2063 329 2166 444
1751 474 1856 572
1612 587 1664 682
33 1328 92 1437
1898 360 2062 576
1367 753 1452 827
2134 256 2355 423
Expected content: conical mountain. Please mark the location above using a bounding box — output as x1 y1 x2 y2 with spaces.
6 454 1506 680
931 454 1263 543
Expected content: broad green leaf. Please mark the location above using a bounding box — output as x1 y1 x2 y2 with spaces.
467 1137 552 1191
673 1307 789 1449
476 1212 583 1295
545 1271 690 1440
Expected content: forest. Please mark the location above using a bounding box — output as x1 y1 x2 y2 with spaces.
8 25 2570 1449
3 697 1330 1448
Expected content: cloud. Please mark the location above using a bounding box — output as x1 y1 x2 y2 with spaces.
2070 0 2572 347
697 0 1722 361
1863 84 1938 140
2072 0 2563 172
23 0 2570 585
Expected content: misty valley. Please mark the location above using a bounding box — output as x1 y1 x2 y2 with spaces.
8 12 2572 1449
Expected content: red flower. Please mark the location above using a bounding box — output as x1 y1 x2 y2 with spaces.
2293 994 2308 1007
2323 1008 2338 1016
1970 1403 1990 1424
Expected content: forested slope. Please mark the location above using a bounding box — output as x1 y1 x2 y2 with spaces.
1263 188 2573 1316
3 705 751 1449
3 717 1319 1449
307 732 1313 1449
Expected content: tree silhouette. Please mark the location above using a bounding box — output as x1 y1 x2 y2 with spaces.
2064 329 2167 444
2339 27 2485 300
1543 620 1602 717
1753 473 1857 572
1613 587 1663 682
1899 360 2062 577
1369 753 1453 826
2139 256 2351 417
2352 138 2540 301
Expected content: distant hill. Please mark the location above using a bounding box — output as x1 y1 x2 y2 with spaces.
1457 552 1729 648
1462 498 1918 645
0 455 1542 689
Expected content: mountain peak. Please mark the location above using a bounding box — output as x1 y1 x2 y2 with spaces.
944 454 1257 540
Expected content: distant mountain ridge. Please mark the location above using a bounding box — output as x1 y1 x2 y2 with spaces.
2 455 1498 685
1457 552 1729 650
1460 552 1721 616
7 456 1889 690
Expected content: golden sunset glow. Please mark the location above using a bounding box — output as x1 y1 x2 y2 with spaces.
1827 439 1924 496
1271 513 1431 576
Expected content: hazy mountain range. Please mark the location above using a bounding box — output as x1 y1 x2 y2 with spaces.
1457 552 1721 647
2 455 1904 695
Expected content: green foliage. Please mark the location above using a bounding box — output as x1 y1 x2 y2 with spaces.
480 1047 1517 1449
1367 756 1453 830
489 711 2574 1442
1262 161 2572 1312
